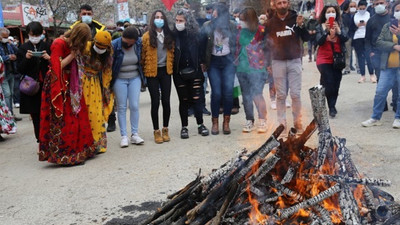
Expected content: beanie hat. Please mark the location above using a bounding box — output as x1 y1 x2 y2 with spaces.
94 31 111 49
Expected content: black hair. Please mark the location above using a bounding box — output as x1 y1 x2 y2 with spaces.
318 5 342 24
392 0 400 16
342 1 350 11
26 21 43 36
358 0 368 7
116 21 124 27
205 4 213 11
122 26 139 40
80 4 92 12
232 8 241 14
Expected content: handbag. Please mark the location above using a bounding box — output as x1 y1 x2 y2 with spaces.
331 42 345 71
179 67 197 80
19 75 40 96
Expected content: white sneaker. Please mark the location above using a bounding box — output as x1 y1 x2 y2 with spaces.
361 118 382 127
393 119 400 129
242 120 255 133
131 133 144 145
14 103 20 108
286 99 291 108
271 100 277 110
257 119 267 133
120 136 129 148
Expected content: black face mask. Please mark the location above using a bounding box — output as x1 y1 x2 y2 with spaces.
122 41 133 49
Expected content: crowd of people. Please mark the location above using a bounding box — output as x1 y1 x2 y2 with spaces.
0 0 399 166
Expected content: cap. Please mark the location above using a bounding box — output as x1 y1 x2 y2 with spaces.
94 31 111 49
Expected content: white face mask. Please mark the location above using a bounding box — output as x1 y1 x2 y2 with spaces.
82 15 92 24
374 4 386 14
235 17 240 24
93 45 106 54
358 9 366 14
309 15 314 19
325 12 336 20
394 11 400 20
1 38 8 43
29 35 41 45
350 7 357 13
175 23 185 31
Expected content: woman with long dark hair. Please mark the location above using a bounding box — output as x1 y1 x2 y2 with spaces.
315 4 348 118
200 3 237 135
173 9 209 139
142 10 175 144
236 7 268 133
16 21 51 143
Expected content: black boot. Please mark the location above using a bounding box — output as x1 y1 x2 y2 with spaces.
107 112 116 132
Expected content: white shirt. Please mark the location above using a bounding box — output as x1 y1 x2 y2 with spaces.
353 11 370 40
212 30 230 56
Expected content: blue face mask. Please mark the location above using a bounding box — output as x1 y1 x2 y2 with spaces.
154 19 164 28
206 13 212 20
82 15 92 24
40 34 45 40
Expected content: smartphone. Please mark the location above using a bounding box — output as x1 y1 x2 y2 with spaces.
391 19 398 28
32 51 44 57
359 20 365 23
329 17 335 27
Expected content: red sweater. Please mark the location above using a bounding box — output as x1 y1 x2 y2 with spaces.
316 39 341 65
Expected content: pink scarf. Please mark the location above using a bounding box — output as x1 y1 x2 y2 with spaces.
69 58 83 115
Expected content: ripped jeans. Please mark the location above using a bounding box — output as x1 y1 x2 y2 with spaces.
173 72 205 127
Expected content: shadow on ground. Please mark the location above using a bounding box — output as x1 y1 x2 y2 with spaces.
105 201 161 225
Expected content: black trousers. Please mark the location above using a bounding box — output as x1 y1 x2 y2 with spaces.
147 67 171 130
317 63 343 110
31 113 40 143
173 73 204 127
353 38 374 76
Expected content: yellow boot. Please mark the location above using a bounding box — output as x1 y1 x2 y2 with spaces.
154 130 163 144
162 127 170 142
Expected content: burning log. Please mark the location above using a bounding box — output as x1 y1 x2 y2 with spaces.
143 85 400 225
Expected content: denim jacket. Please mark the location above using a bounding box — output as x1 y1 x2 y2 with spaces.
0 43 18 73
111 37 145 87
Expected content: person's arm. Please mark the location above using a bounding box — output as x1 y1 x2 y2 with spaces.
376 23 397 52
294 15 311 42
365 20 373 55
315 24 328 46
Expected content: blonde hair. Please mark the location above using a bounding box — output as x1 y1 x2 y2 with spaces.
64 23 91 54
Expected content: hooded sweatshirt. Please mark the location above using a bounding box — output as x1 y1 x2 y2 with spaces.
265 10 310 60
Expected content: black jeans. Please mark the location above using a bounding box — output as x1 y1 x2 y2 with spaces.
353 38 374 76
173 73 204 127
317 63 343 110
370 52 382 79
147 67 171 130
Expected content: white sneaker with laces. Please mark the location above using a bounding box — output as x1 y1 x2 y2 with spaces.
271 100 277 110
393 119 400 129
131 133 144 145
242 120 255 133
257 119 267 133
120 136 129 148
286 99 291 108
361 118 382 127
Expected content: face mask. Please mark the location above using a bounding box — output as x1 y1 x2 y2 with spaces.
325 12 336 20
122 41 133 49
1 38 8 43
374 4 386 14
82 15 92 24
350 7 357 13
29 36 41 45
206 13 212 20
259 19 266 24
175 23 185 31
93 45 107 55
309 16 314 19
394 11 400 20
358 9 366 15
235 17 240 24
240 21 248 29
154 19 164 28
40 34 45 40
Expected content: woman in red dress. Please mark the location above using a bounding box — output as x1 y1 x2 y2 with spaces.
39 23 95 165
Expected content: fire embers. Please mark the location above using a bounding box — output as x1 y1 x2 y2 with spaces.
143 86 399 225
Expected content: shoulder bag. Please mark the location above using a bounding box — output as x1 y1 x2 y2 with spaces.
19 75 40 96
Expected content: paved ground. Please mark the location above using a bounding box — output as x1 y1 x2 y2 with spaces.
1 56 399 225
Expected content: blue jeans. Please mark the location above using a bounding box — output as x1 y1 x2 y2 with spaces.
237 72 267 121
371 68 400 120
208 55 235 117
113 76 142 136
1 71 15 115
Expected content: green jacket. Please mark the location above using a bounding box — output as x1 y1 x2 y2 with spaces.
200 20 238 68
376 23 398 70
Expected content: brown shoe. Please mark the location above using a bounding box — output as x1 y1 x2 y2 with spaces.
154 130 163 144
223 115 231 135
162 127 170 142
211 117 219 135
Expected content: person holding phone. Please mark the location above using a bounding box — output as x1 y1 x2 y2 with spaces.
315 5 348 118
361 1 400 128
16 21 51 143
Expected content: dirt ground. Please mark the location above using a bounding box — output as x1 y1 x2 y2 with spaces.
0 55 399 225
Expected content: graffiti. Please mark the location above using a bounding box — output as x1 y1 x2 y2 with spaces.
22 4 49 27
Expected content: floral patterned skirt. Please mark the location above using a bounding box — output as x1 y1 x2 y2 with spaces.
0 85 16 134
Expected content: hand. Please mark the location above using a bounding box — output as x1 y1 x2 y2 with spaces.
41 50 50 61
200 64 207 73
357 21 365 27
309 30 313 35
26 50 33 59
370 52 375 57
393 45 400 52
296 15 304 27
333 21 341 34
390 25 400 36
313 30 316 34
325 21 331 30
9 54 17 60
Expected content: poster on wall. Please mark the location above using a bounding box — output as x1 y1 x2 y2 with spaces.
22 3 49 27
117 0 130 21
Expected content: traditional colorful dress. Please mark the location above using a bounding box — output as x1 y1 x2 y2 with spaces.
0 72 16 135
39 38 96 165
81 42 114 153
